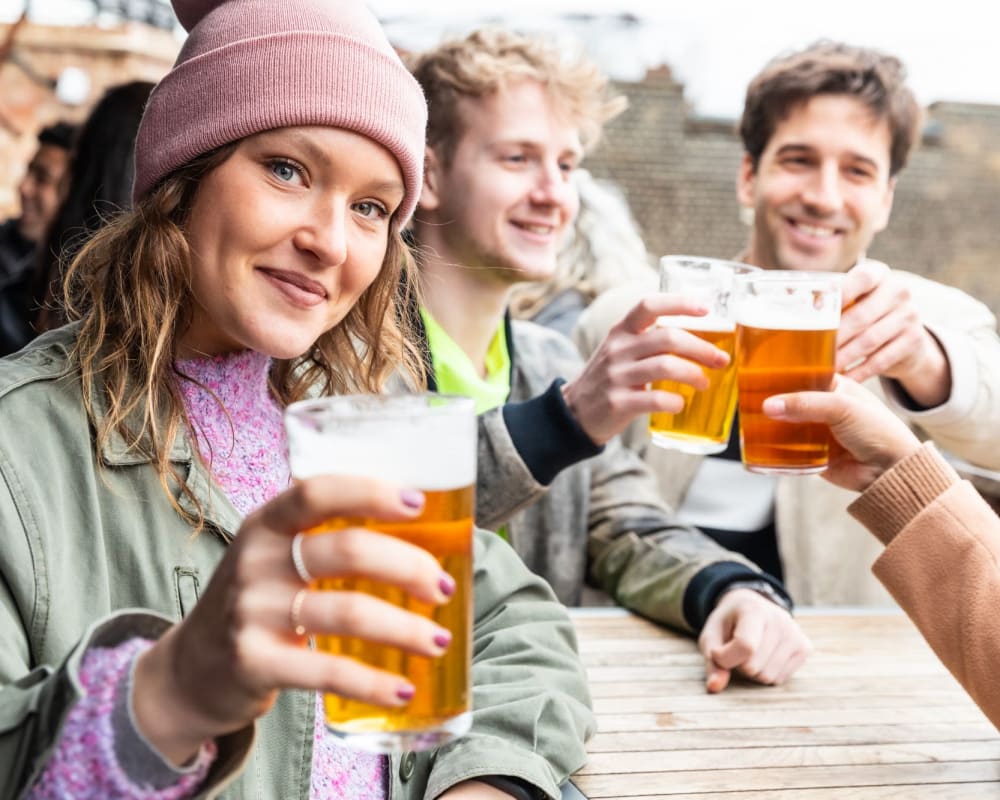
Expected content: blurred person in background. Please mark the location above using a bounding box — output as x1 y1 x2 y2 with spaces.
32 80 155 334
0 121 76 355
509 168 654 337
575 41 1000 605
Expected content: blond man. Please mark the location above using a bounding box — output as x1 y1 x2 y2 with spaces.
409 30 812 702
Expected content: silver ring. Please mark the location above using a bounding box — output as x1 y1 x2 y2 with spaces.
290 587 308 637
291 533 314 584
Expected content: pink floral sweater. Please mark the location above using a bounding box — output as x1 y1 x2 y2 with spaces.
27 350 387 799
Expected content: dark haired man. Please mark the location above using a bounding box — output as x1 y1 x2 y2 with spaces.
577 42 1000 605
0 121 77 355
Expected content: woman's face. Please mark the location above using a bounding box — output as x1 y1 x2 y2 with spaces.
180 126 405 358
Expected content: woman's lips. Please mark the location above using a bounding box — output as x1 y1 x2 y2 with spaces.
258 268 328 308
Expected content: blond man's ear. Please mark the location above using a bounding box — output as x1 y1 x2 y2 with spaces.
418 146 442 212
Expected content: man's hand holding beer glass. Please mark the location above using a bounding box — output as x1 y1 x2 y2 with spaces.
649 256 759 455
837 259 951 408
561 293 730 445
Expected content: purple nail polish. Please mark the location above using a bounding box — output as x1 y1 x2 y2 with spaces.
439 573 456 597
401 489 424 509
433 631 452 648
397 684 415 701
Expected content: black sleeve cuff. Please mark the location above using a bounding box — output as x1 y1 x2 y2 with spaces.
682 561 791 632
501 379 604 486
477 775 543 800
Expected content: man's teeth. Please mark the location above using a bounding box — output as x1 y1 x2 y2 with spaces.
795 222 836 238
517 223 552 234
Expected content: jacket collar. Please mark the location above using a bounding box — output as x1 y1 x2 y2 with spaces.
89 370 193 467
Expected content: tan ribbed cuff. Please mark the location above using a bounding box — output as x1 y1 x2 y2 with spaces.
848 443 960 546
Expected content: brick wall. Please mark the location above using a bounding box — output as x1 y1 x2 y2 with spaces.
0 21 178 217
586 71 1000 316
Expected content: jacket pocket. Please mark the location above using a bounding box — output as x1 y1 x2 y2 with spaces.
173 567 201 618
0 666 52 732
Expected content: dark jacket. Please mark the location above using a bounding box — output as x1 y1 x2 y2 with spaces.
0 219 35 356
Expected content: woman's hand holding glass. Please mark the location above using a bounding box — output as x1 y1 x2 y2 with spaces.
762 374 923 492
130 475 455 766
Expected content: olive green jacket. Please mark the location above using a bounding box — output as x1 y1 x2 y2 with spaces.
0 326 594 799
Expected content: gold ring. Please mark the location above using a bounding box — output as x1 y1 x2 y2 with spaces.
290 587 308 637
291 533 314 584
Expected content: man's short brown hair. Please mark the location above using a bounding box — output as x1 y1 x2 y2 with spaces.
739 41 923 177
409 28 626 165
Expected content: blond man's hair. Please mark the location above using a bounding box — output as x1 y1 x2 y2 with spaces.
409 28 626 164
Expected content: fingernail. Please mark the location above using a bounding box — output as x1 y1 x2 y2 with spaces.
433 629 452 649
400 489 425 509
396 684 415 701
438 573 455 597
763 397 785 416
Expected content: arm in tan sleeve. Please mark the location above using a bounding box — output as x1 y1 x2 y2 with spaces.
849 443 1000 729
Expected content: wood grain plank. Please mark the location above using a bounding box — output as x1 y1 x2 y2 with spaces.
577 740 1000 774
574 760 1000 796
591 689 973 713
586 722 998 752
613 784 1000 800
587 674 964 699
595 705 988 733
584 659 953 683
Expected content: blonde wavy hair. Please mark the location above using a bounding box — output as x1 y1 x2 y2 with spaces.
63 142 425 529
409 28 627 164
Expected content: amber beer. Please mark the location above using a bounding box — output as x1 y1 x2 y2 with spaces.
649 256 759 454
734 273 841 474
284 395 475 753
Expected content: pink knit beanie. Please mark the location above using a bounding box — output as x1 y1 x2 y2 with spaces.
133 0 426 224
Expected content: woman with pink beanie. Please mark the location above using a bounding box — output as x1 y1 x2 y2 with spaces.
763 375 1000 731
0 1 592 798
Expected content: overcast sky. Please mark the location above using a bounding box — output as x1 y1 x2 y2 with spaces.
8 0 998 118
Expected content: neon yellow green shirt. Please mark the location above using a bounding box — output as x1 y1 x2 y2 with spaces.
420 307 511 413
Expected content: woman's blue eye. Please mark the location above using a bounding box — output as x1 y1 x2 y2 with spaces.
271 161 299 182
355 201 388 219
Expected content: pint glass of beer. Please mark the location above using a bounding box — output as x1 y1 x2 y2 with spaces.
648 256 759 454
284 394 475 753
734 272 841 474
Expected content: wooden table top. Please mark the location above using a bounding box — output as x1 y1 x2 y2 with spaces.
568 609 1000 799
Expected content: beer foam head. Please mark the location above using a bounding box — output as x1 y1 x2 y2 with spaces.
285 394 476 489
657 314 735 332
735 272 841 330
